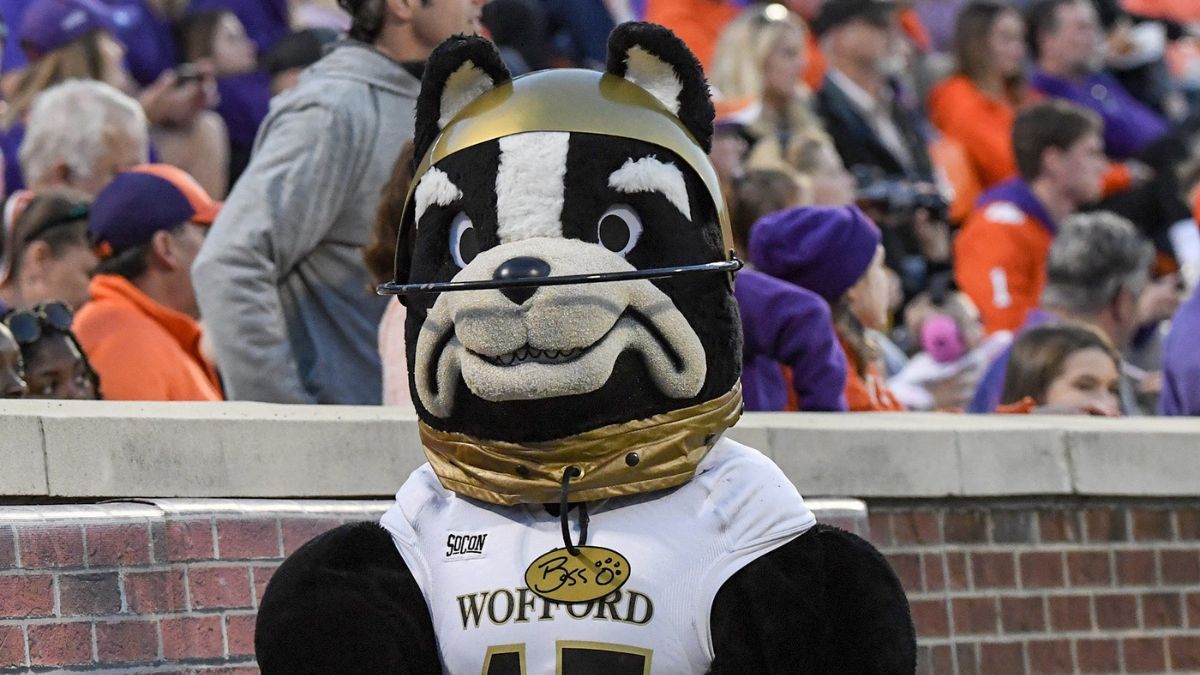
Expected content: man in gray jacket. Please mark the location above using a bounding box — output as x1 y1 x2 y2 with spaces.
193 0 484 403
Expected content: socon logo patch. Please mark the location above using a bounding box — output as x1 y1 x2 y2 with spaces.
445 532 489 561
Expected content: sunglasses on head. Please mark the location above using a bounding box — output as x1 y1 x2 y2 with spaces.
4 301 73 346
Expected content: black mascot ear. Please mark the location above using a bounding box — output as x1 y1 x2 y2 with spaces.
412 35 512 166
606 22 715 153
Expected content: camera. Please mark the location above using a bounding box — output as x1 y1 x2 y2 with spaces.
851 166 949 224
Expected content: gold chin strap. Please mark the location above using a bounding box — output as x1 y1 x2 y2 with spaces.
419 384 744 506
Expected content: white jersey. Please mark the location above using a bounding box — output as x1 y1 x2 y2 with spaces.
380 437 816 674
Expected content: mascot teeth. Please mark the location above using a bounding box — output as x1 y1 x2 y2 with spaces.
483 346 584 366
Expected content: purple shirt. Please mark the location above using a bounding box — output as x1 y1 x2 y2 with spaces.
216 72 271 149
1160 289 1200 416
1029 68 1169 160
968 308 1060 413
1 0 30 74
735 269 849 412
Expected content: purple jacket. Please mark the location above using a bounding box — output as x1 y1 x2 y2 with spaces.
1029 69 1168 159
735 269 848 412
1160 289 1200 416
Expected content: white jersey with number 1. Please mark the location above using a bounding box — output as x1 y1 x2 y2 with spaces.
380 436 816 674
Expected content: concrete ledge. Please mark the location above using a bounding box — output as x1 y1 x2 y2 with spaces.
0 401 1197 499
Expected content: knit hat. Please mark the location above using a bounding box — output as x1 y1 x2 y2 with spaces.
748 205 882 303
89 164 221 257
20 0 119 60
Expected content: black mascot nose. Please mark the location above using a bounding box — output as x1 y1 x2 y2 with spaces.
493 256 551 305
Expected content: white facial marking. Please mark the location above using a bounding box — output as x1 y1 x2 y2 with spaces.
495 132 570 243
414 168 463 223
623 46 683 115
608 156 692 221
440 61 495 128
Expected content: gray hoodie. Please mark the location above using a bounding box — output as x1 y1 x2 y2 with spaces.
193 42 417 404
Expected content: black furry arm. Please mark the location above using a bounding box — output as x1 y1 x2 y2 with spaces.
255 521 442 674
708 524 916 674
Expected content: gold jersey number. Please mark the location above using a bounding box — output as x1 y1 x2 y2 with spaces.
483 640 652 674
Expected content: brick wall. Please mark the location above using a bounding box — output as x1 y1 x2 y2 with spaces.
0 502 385 674
868 499 1200 674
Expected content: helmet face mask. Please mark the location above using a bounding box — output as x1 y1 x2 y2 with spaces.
399 29 742 445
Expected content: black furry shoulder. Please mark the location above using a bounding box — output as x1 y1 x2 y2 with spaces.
709 524 916 674
255 522 441 674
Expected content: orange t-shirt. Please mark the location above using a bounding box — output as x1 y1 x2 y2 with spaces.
1121 0 1200 21
644 0 740 72
928 75 1132 196
74 274 223 401
954 197 1055 334
840 338 905 412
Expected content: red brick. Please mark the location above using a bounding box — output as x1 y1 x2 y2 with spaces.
893 512 940 545
200 668 260 675
1141 592 1182 628
1048 595 1092 632
1169 636 1200 670
0 527 15 569
190 566 253 609
1000 595 1045 633
162 615 223 660
909 599 948 638
972 552 1016 588
17 525 84 568
1038 510 1080 542
1028 639 1073 674
867 513 893 547
944 511 987 543
59 572 121 616
1188 592 1200 628
253 564 278 605
217 519 281 560
1123 637 1166 673
1095 594 1138 629
979 642 1024 675
85 523 151 567
1085 508 1128 542
27 622 91 667
95 620 158 664
1115 550 1157 586
922 645 952 675
886 553 921 592
991 510 1034 543
952 596 998 634
0 574 54 618
1076 639 1119 673
1178 511 1200 540
226 613 257 657
1020 551 1064 588
1162 550 1200 584
0 624 24 668
946 552 968 590
1067 551 1112 587
922 554 945 591
124 569 187 613
1132 510 1173 541
281 518 342 556
162 519 214 562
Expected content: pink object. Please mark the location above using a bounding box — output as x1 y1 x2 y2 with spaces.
921 313 967 364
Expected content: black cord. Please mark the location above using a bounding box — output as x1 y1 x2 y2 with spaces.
559 466 586 555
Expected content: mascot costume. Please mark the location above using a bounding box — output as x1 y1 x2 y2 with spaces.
256 24 916 674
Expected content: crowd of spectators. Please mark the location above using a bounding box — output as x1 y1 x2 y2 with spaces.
0 0 1198 421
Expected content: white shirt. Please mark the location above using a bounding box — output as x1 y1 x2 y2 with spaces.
381 437 816 674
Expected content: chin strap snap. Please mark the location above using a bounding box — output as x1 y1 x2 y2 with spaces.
559 466 589 556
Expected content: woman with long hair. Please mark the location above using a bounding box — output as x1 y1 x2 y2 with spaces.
710 4 822 149
1000 323 1122 416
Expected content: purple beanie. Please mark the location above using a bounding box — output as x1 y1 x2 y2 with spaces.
748 205 882 303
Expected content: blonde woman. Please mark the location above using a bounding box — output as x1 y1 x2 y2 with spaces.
710 4 822 148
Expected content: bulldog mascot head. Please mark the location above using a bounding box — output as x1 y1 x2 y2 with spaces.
384 23 744 506
255 24 915 675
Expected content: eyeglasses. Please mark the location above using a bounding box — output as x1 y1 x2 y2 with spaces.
4 301 74 346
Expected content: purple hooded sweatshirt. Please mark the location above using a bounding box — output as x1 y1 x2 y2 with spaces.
735 269 849 412
1160 289 1200 416
1029 69 1168 160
